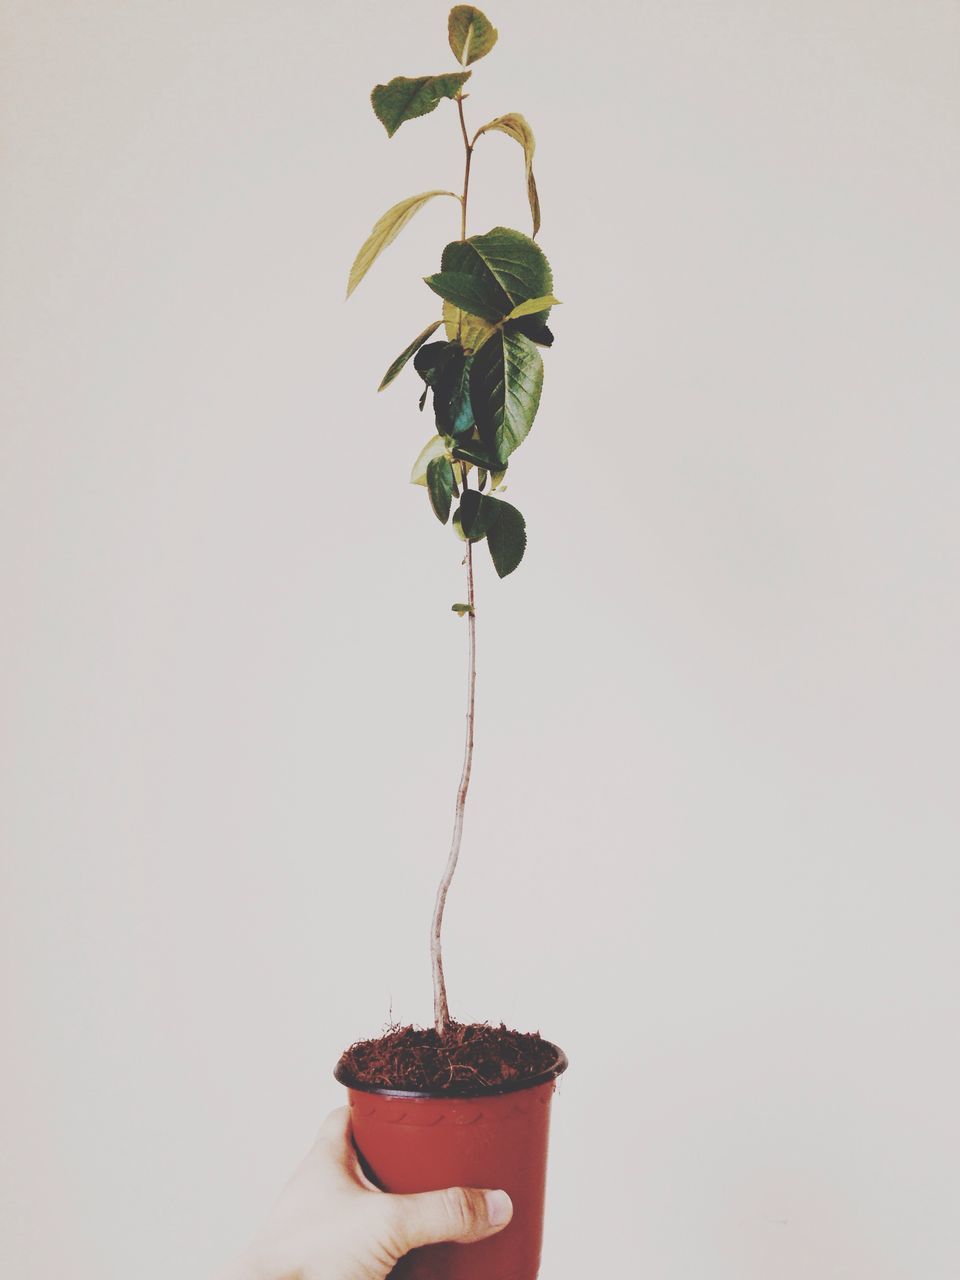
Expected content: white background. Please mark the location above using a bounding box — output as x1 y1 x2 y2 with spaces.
2 1 958 1276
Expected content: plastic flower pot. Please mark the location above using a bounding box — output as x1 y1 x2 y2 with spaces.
334 1041 568 1280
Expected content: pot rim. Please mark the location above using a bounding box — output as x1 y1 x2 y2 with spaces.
334 1038 569 1100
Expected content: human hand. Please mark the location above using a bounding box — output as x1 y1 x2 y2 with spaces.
219 1107 513 1280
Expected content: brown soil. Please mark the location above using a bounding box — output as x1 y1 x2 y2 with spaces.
337 1021 561 1094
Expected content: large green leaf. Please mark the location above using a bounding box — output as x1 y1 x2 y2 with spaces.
423 270 508 322
371 73 471 138
440 227 553 321
448 6 498 65
469 328 544 463
474 114 541 235
348 191 458 297
379 320 442 390
426 456 455 524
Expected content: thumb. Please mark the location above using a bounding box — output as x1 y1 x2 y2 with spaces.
389 1186 513 1250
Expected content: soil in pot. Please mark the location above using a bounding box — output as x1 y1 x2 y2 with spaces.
337 1021 561 1094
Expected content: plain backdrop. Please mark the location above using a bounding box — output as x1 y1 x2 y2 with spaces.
2 1 959 1276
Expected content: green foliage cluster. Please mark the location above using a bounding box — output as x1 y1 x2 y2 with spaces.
346 5 557 579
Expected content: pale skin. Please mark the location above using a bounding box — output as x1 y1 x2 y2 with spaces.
218 1107 513 1280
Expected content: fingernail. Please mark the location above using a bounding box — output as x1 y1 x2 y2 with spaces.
485 1189 513 1227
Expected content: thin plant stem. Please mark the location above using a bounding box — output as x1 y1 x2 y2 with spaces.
456 96 473 241
431 491 477 1037
431 95 477 1037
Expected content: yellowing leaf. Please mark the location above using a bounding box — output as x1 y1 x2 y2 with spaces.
347 191 459 298
442 300 496 354
410 435 448 486
474 113 541 236
505 295 560 321
379 320 442 391
448 6 499 66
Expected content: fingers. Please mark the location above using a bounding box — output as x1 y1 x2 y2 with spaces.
288 1107 357 1192
314 1106 352 1150
303 1107 353 1169
385 1186 513 1252
300 1107 382 1195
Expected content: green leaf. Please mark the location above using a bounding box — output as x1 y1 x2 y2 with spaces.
448 6 498 66
450 491 527 575
410 435 447 485
427 456 455 524
508 315 554 346
484 496 526 576
440 227 553 320
371 73 471 138
423 271 509 323
474 114 541 235
348 191 459 297
433 230 554 357
451 601 474 616
504 294 560 321
413 340 453 389
490 468 506 490
469 328 544 464
414 341 475 436
434 348 475 436
442 300 496 354
379 320 443 391
453 489 487 541
450 439 504 470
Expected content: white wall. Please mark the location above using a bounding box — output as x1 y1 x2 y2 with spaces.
2 1 958 1276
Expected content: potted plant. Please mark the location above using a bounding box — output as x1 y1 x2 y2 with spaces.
334 8 568 1278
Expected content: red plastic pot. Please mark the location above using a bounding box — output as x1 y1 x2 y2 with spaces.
335 1042 568 1280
